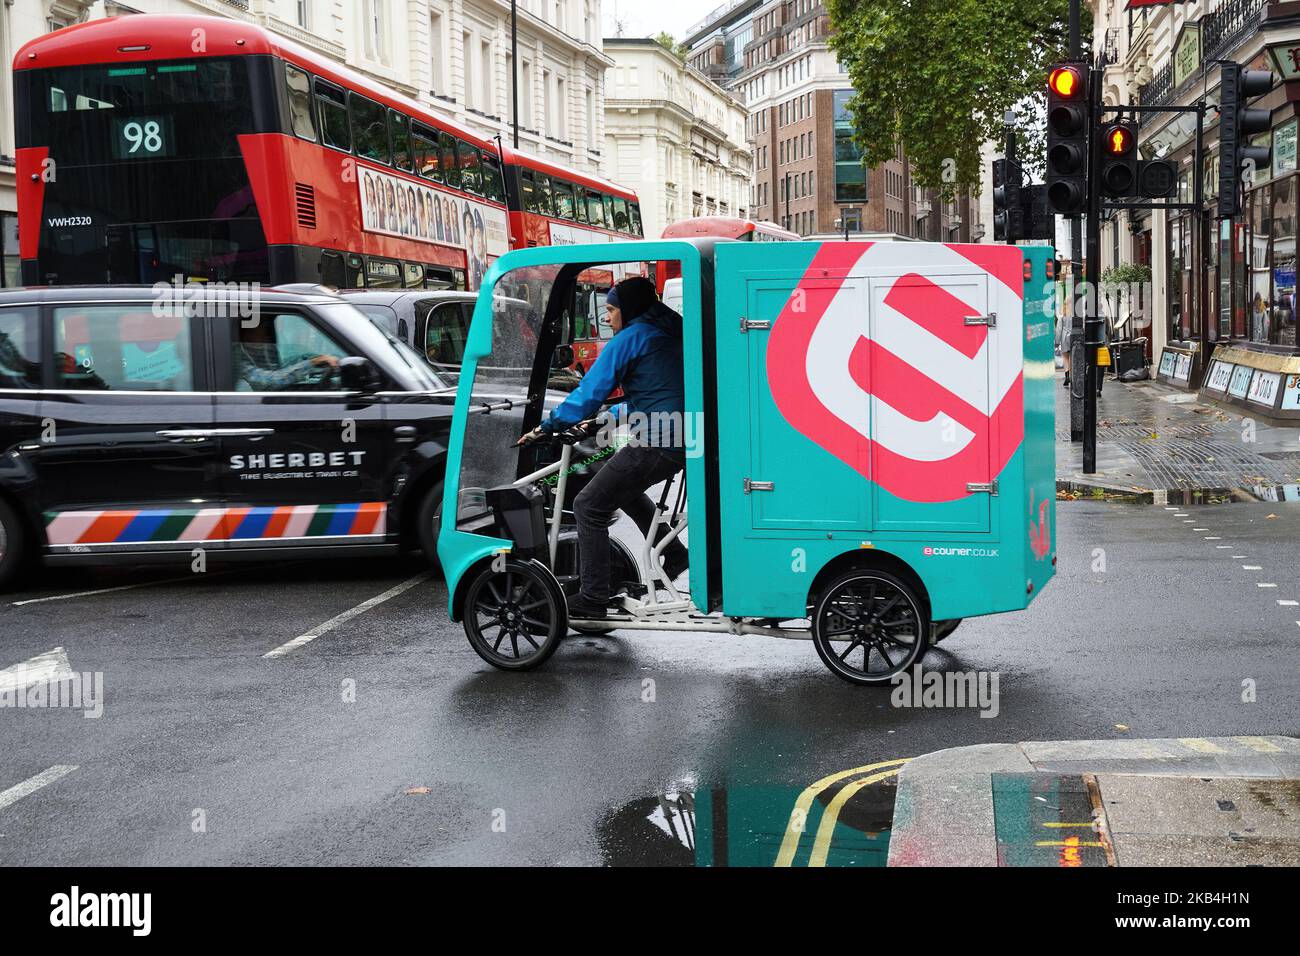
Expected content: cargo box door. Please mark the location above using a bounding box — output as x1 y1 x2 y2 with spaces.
740 278 871 533
868 273 994 533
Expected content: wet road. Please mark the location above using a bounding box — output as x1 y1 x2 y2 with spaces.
1 500 1297 865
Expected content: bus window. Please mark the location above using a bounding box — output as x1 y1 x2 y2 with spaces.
285 64 316 141
390 110 412 171
424 265 454 289
366 257 402 289
457 141 482 194
412 122 441 181
552 179 576 220
481 153 505 202
345 253 366 288
350 94 389 164
586 190 607 228
628 202 642 236
403 262 424 287
452 268 467 290
521 169 539 212
315 80 350 151
611 197 629 232
439 132 460 190
320 251 345 288
535 174 556 216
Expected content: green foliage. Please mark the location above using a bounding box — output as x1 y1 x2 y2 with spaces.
827 0 1088 200
1100 263 1152 291
654 32 688 61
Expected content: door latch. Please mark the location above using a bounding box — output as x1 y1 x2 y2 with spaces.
964 313 996 328
743 478 775 494
966 480 999 495
740 317 771 332
394 425 417 443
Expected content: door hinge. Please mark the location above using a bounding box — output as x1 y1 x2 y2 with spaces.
740 317 771 332
966 479 999 495
964 312 996 328
743 478 775 493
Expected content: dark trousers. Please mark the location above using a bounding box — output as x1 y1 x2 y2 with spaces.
574 444 686 603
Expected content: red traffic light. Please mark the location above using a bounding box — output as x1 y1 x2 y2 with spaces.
1049 66 1082 98
1103 124 1134 156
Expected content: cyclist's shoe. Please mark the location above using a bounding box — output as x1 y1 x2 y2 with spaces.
568 595 610 620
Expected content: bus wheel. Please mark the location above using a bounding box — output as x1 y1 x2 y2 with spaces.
463 559 566 671
0 498 26 592
811 569 928 686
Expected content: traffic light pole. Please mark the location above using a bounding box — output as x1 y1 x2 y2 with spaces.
1083 67 1102 473
1069 0 1084 445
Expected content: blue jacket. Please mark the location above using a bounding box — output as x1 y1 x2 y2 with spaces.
542 302 685 457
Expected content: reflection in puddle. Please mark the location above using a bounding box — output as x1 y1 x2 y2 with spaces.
601 781 896 867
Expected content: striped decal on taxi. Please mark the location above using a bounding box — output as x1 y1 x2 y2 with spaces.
44 503 387 546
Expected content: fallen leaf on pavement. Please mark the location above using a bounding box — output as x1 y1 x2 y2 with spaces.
1115 724 1130 732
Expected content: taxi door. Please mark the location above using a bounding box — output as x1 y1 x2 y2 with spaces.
207 307 391 550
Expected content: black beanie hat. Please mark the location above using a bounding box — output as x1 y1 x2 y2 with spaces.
610 276 658 322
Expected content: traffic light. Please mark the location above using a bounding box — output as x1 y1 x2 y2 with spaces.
1046 64 1089 216
992 158 1023 242
1099 122 1137 197
1218 63 1275 218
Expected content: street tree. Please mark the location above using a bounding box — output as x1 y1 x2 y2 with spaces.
827 0 1087 200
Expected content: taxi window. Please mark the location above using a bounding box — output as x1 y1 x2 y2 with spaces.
0 306 39 389
231 312 348 392
54 305 193 391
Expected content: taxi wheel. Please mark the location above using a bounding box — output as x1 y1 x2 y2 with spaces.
811 569 929 686
463 559 566 671
0 498 26 591
416 487 443 569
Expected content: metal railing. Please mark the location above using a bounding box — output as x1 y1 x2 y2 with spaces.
1203 0 1267 63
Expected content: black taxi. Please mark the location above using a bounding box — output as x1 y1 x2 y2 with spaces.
0 284 478 590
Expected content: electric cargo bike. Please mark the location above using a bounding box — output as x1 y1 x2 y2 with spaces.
437 239 1057 685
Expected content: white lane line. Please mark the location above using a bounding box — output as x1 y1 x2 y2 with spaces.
0 765 78 813
1232 555 1248 559
1193 527 1209 531
1278 600 1298 606
10 567 249 607
262 571 434 659
1205 536 1221 540
1216 545 1231 549
1243 565 1262 570
0 647 73 695
1258 583 1278 588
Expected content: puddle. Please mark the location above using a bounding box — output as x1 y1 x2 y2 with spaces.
600 780 896 867
1056 482 1300 506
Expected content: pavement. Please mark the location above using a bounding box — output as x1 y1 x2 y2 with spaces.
887 736 1300 867
1055 370 1300 500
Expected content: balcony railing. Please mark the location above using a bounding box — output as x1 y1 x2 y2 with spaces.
1137 62 1172 122
1203 0 1267 63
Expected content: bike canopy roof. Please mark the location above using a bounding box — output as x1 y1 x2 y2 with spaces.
440 239 723 613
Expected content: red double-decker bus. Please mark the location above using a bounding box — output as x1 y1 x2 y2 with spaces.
661 216 798 243
497 148 643 370
13 14 512 291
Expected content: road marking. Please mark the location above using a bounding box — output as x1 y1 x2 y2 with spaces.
1258 583 1277 588
807 767 904 867
775 757 909 867
1179 737 1227 754
10 567 251 607
262 571 434 659
1243 565 1262 570
1174 513 1189 517
1216 545 1231 549
0 647 73 695
1193 528 1209 531
1279 600 1298 606
0 765 78 813
1232 555 1247 559
1205 536 1221 540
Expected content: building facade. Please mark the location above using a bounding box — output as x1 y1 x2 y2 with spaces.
0 0 612 286
685 0 978 242
603 38 752 238
1090 0 1300 389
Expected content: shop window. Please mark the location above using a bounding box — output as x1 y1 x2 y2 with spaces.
1272 175 1297 347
